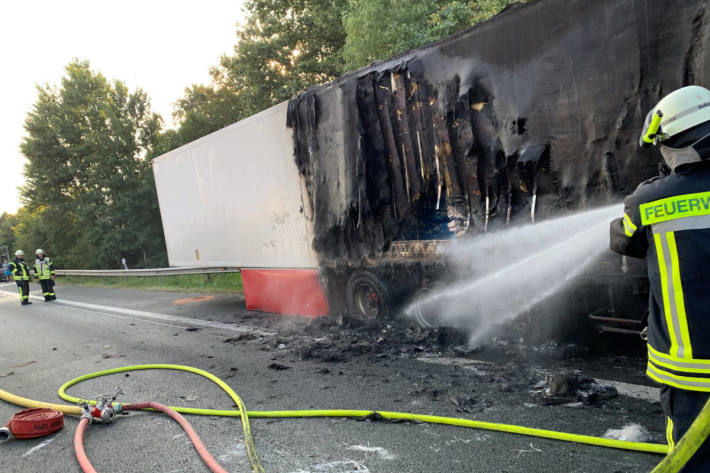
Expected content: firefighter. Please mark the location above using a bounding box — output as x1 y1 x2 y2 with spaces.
33 249 56 301
8 250 32 305
610 85 710 471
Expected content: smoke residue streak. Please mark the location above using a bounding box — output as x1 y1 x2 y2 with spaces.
405 205 622 344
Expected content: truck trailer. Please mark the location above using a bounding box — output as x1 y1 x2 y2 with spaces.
152 0 710 328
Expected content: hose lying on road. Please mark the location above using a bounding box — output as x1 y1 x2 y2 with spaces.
4 363 709 473
74 401 233 473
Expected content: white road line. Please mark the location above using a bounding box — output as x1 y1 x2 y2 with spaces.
0 290 273 336
21 435 58 457
416 356 659 403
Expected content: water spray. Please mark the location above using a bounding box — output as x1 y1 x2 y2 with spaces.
406 204 623 344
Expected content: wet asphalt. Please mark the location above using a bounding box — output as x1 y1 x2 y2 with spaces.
0 282 664 473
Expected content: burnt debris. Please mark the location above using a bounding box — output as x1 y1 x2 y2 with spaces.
287 0 710 262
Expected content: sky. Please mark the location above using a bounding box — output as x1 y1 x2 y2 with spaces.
1 0 246 214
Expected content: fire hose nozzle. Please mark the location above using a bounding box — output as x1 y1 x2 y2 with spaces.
0 427 14 443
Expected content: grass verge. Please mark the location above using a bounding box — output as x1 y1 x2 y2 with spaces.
58 273 243 294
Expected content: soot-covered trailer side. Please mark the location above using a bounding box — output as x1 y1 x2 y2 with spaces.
287 0 710 321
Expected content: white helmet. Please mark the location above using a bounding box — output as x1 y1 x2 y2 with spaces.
14 250 24 256
35 249 45 256
640 85 710 170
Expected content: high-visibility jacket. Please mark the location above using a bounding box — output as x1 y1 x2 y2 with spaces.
8 258 31 281
610 162 710 392
34 257 55 280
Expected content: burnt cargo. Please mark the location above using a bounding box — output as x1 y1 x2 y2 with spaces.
287 0 709 321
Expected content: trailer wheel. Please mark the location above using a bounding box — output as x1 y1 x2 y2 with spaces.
346 270 392 320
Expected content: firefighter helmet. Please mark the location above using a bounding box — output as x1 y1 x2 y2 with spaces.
14 250 24 256
35 249 45 256
640 85 710 170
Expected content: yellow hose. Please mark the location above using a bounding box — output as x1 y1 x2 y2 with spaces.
0 363 675 473
57 364 265 473
650 396 710 473
0 389 81 415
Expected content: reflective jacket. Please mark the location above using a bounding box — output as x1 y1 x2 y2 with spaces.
610 162 710 392
34 257 55 280
8 258 31 281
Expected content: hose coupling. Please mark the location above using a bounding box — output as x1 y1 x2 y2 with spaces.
99 406 116 424
79 403 94 423
0 427 13 443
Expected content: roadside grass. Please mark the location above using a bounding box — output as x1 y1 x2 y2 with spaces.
58 273 243 294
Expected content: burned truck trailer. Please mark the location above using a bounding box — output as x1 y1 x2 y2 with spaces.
153 0 710 324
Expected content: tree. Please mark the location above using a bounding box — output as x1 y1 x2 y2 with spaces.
342 0 435 70
214 0 348 115
342 0 525 70
171 84 247 147
0 212 18 255
20 60 167 268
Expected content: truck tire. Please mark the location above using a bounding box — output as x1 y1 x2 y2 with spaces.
345 269 392 320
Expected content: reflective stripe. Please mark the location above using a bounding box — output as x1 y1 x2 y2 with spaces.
652 214 710 233
623 213 638 237
35 258 53 278
654 232 692 359
655 233 682 357
663 102 710 128
667 233 692 357
648 345 710 373
647 364 710 391
666 417 675 449
640 191 710 225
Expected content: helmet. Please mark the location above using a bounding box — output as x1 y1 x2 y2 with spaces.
35 249 45 256
640 85 710 170
14 250 24 256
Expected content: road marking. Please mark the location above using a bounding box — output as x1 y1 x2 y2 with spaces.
21 435 58 457
174 295 215 305
416 356 659 403
0 289 273 336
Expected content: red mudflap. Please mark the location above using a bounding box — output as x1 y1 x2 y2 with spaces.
241 269 328 317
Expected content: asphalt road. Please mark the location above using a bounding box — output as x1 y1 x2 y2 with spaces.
0 282 665 473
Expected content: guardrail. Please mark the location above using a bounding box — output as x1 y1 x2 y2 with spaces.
56 267 241 277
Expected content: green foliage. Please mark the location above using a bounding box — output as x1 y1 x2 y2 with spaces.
343 0 525 70
0 213 18 254
170 84 246 147
20 60 167 269
342 0 436 70
13 206 91 268
220 0 347 110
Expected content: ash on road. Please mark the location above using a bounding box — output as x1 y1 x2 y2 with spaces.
0 283 663 473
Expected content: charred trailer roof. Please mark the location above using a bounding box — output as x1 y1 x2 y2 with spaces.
287 0 710 262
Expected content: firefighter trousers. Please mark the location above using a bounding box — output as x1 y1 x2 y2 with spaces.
39 279 55 301
661 385 710 472
15 280 30 305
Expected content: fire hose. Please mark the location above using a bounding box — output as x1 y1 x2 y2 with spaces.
1 363 708 473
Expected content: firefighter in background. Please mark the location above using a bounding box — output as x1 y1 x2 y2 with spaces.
34 249 56 301
8 250 32 305
610 85 710 471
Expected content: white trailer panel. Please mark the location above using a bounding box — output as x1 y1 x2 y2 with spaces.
152 101 317 269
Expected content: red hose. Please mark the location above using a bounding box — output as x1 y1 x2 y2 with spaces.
125 402 229 473
73 402 228 473
73 417 97 473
